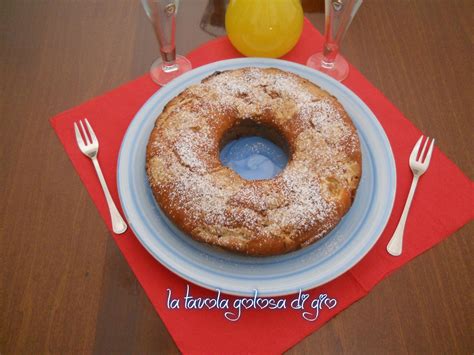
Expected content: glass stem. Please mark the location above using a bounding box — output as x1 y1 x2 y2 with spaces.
321 42 339 69
160 45 178 72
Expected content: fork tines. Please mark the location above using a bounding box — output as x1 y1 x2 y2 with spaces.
411 135 435 165
74 118 98 147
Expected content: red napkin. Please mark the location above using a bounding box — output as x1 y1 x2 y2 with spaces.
50 19 473 354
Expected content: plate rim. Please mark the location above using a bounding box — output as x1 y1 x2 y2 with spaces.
117 57 396 297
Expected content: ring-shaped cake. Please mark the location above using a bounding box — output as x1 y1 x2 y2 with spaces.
146 67 361 256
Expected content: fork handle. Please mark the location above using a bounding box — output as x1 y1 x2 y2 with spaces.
91 157 128 234
387 175 419 256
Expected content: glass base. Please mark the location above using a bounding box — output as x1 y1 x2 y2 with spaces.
306 52 349 82
150 55 192 86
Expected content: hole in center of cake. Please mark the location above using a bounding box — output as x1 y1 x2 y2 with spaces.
219 119 290 180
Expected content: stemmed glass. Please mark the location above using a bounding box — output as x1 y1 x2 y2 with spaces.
307 0 362 81
141 0 192 86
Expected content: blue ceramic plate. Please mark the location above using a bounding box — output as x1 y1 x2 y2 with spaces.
117 58 396 297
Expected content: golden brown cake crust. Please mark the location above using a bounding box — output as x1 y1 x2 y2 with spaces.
146 67 361 256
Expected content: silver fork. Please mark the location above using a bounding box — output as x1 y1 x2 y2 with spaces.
387 135 435 256
74 118 128 234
